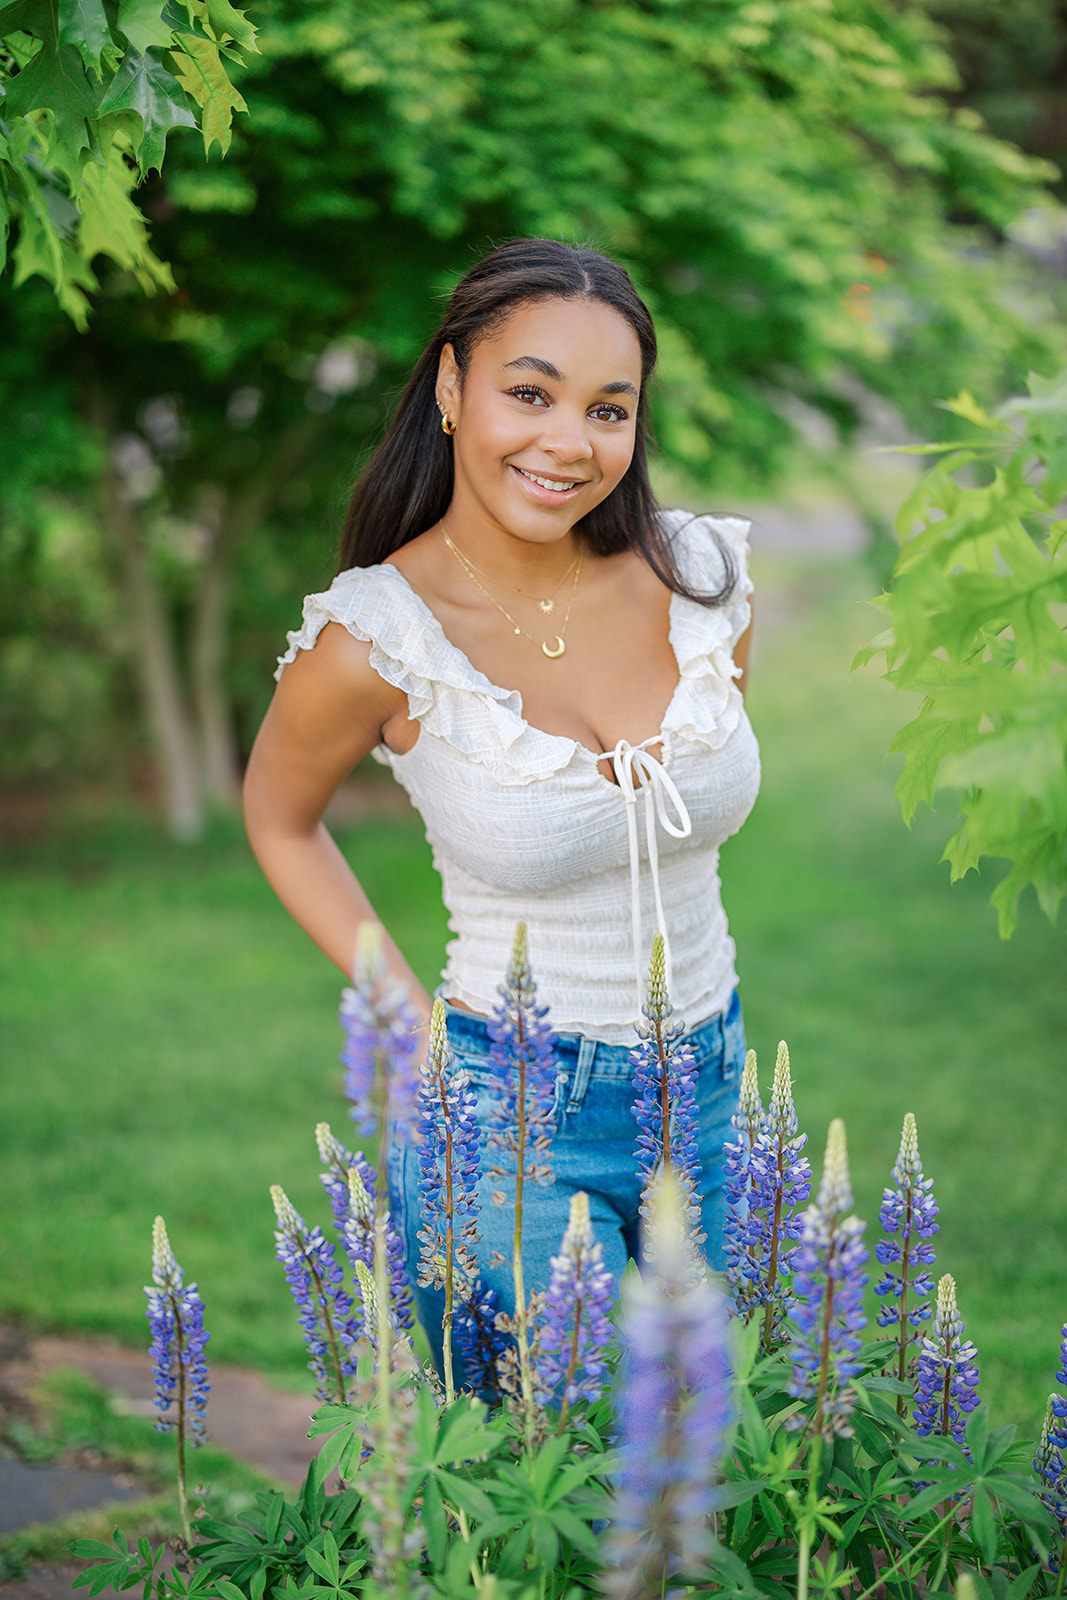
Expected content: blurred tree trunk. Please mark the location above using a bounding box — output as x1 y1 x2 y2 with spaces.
91 386 205 839
188 415 322 808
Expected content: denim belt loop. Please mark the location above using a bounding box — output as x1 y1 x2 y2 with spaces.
566 1036 598 1114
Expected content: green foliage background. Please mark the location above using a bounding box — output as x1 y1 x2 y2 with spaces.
2 0 1066 824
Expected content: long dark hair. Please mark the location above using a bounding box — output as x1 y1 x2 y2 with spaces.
337 238 733 604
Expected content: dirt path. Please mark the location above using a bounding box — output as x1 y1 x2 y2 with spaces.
0 1329 322 1600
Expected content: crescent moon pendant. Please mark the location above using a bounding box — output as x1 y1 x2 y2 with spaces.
542 636 566 659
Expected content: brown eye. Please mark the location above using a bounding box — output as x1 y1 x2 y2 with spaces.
590 403 628 422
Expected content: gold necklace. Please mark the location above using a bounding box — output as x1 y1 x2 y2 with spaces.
441 524 582 659
444 541 579 615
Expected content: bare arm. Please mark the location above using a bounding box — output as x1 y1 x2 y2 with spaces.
243 622 433 1024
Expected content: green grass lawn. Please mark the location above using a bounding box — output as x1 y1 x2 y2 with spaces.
1 547 1063 1438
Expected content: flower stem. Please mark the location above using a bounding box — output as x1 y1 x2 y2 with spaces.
436 1059 458 1406
850 1507 958 1600
512 1028 537 1447
173 1294 191 1546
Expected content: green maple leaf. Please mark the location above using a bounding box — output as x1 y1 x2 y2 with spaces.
57 0 112 76
167 30 247 156
4 40 101 175
97 48 196 173
196 0 258 54
115 0 180 56
890 701 978 822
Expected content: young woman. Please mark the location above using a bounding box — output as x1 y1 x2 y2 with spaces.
244 238 760 1379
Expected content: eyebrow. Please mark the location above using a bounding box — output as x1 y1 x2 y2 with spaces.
503 354 639 399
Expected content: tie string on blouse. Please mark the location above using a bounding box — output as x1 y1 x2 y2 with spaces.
609 737 693 1015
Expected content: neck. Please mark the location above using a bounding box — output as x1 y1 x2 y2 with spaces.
440 520 582 587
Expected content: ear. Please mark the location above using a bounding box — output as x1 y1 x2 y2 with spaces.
436 344 462 421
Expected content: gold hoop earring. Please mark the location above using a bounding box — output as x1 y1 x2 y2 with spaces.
440 410 456 436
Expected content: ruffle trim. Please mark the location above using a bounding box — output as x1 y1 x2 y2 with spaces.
276 565 579 785
662 511 752 755
275 511 752 784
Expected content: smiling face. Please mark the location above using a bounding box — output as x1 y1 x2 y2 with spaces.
436 295 644 552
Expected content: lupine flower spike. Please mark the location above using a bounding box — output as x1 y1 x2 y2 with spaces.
752 1042 812 1350
485 923 559 1430
315 1121 414 1336
1036 1323 1067 1577
631 934 705 1283
145 1217 210 1545
875 1112 938 1409
913 1273 981 1451
1034 1390 1067 1577
416 997 483 1403
603 1172 732 1599
339 920 420 1148
533 1191 614 1429
723 1048 766 1318
787 1118 868 1439
270 1184 359 1403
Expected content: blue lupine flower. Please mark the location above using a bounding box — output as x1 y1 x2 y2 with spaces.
315 1121 414 1334
875 1112 938 1355
747 1043 811 1343
723 1048 766 1315
1034 1390 1067 1572
453 1281 509 1402
144 1217 209 1444
339 922 421 1140
533 1191 614 1421
604 1174 733 1597
271 1184 360 1402
416 1001 483 1295
415 1001 486 1402
912 1273 981 1450
786 1118 868 1438
631 935 704 1263
485 923 557 1196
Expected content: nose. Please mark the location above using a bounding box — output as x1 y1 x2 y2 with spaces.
538 411 594 463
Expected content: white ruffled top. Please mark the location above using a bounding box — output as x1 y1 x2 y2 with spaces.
277 509 761 1043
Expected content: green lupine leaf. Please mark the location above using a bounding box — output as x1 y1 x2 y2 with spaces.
971 1486 999 1566
421 1474 448 1571
303 1532 340 1585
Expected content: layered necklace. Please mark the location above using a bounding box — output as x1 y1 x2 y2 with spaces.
441 523 583 659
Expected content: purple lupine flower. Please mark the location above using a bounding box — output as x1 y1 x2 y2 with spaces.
315 1121 414 1334
631 935 705 1273
145 1216 210 1444
454 1281 509 1403
485 923 557 1196
603 1174 733 1598
416 999 483 1400
1034 1389 1067 1573
912 1274 981 1450
747 1042 812 1347
271 1184 360 1403
723 1048 766 1316
875 1113 938 1394
786 1118 868 1438
533 1191 614 1424
339 922 420 1141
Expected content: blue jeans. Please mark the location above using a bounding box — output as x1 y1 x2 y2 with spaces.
387 989 744 1385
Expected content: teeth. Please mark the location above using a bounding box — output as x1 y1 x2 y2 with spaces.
521 469 578 492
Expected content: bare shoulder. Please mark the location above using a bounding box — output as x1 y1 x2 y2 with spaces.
271 620 405 747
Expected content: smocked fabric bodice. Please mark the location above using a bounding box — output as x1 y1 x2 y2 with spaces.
277 509 761 1044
